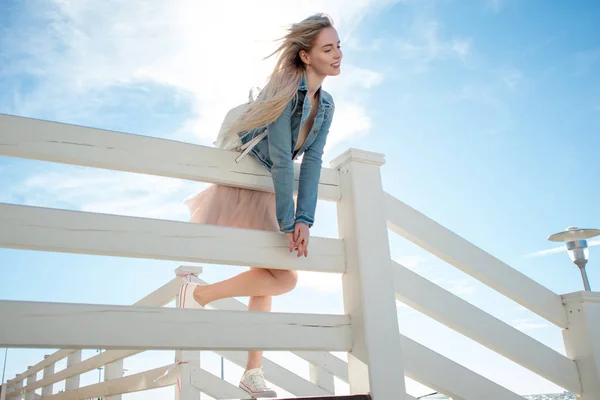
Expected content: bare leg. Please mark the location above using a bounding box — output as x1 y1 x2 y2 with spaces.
193 268 297 376
246 295 272 370
193 268 297 307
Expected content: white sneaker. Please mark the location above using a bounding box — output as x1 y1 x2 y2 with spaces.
239 368 277 398
178 282 204 309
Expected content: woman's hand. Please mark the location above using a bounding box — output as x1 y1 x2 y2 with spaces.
285 222 310 257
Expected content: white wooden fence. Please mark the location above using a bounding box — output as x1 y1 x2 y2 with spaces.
1 113 599 399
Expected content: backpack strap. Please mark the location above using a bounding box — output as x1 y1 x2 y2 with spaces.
234 92 299 164
235 129 268 163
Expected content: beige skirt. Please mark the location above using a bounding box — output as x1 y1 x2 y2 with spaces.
184 185 279 232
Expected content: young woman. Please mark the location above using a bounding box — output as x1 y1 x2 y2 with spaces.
180 13 342 398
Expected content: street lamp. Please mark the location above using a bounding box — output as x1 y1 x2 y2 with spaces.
548 226 600 291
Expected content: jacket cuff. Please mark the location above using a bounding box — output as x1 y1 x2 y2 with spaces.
279 219 296 233
295 212 314 228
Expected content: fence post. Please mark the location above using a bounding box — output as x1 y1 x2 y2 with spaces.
41 356 54 396
330 149 407 399
11 379 22 400
104 359 124 400
174 266 203 400
562 291 600 399
23 369 35 400
309 363 335 394
65 351 82 391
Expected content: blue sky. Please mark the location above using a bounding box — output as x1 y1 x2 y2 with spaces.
1 0 599 398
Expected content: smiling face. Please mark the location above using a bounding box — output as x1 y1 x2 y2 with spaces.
302 26 343 76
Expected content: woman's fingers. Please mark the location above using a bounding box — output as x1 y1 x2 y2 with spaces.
295 232 309 258
293 224 300 243
286 232 295 252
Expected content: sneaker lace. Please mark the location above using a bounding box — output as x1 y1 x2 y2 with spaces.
249 371 269 390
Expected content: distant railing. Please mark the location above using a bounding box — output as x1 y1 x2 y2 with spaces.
1 113 599 399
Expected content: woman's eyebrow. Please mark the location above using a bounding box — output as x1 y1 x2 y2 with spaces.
321 40 341 49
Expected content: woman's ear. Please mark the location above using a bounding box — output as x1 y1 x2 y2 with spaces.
299 50 310 65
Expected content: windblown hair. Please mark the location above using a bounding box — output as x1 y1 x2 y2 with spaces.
230 13 334 136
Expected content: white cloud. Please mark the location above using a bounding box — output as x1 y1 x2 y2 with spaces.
394 19 472 74
484 0 503 13
2 0 398 217
297 271 342 293
9 168 202 220
498 67 524 91
452 38 472 58
4 0 394 146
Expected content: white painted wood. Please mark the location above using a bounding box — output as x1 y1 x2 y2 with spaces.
202 278 352 385
174 288 202 400
11 275 186 395
562 291 600 398
135 278 182 307
190 367 250 399
177 359 201 400
174 266 204 280
0 203 345 273
19 350 137 395
309 364 335 394
64 350 81 391
104 360 123 400
392 260 582 393
41 358 55 396
7 350 73 386
384 192 568 328
0 114 340 201
12 277 181 394
215 351 330 397
23 372 36 400
294 351 348 383
331 149 407 398
8 380 22 400
39 364 178 400
0 301 351 351
401 335 523 399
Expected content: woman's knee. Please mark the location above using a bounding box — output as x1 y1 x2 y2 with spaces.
271 270 298 292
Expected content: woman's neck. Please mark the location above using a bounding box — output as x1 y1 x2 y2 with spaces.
305 68 325 99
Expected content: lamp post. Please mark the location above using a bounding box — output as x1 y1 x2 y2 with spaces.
548 226 600 291
1 348 7 400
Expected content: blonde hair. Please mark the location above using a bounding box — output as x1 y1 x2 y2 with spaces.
230 13 334 136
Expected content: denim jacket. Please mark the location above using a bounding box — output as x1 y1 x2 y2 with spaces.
239 73 335 233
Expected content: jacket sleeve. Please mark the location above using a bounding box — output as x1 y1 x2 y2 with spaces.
295 106 334 228
267 99 296 233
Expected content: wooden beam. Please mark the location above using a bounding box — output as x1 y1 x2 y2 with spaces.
207 281 351 384
0 203 345 273
401 336 523 400
0 113 340 201
6 278 179 389
39 364 177 400
384 192 568 328
393 261 581 393
8 350 138 397
190 367 253 399
6 349 75 387
0 301 351 351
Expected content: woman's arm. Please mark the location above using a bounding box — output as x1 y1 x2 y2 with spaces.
267 100 296 233
295 108 334 228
